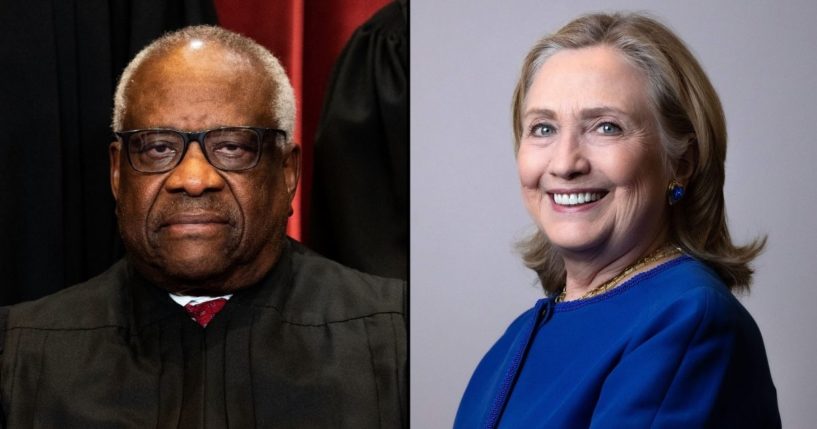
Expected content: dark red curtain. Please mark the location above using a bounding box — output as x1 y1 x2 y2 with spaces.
213 0 390 241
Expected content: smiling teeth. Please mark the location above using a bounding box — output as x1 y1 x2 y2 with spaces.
553 192 602 206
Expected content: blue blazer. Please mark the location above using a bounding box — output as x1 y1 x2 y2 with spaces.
455 256 780 428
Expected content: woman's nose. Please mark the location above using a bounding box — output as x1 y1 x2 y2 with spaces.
547 132 590 180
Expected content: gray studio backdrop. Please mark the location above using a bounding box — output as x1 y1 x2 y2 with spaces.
411 0 817 427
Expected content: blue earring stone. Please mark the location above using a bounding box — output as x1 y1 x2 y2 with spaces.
668 183 685 205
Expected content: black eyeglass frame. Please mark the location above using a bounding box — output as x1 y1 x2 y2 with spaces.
114 126 288 173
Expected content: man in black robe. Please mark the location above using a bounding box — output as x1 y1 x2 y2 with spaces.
0 26 406 428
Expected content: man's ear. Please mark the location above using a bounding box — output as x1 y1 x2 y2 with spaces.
110 141 121 201
283 143 301 204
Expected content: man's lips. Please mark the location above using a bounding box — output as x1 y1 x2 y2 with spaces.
158 212 231 232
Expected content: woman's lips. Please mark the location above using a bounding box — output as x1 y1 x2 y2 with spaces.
547 190 609 210
552 191 604 206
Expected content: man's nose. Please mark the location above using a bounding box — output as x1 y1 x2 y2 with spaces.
164 142 226 196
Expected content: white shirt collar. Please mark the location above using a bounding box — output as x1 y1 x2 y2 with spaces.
168 293 233 307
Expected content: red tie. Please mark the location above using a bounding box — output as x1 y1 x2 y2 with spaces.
184 298 228 327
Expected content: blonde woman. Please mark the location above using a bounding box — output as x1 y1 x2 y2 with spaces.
455 13 780 428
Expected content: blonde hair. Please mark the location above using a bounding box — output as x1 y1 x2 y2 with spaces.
112 25 296 143
512 12 765 294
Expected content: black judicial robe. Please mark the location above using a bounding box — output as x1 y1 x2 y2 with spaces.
0 240 406 428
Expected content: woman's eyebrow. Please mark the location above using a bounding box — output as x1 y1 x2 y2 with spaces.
524 106 631 121
523 107 557 121
579 106 630 119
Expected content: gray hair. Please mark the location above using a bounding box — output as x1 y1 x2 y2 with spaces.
112 25 296 143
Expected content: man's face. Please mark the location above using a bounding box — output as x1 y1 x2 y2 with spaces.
110 42 300 294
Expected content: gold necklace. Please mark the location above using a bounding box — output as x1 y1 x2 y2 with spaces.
555 245 681 303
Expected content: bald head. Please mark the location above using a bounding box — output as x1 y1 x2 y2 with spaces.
112 26 295 142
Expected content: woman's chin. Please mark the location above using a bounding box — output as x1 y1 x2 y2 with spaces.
540 220 611 255
546 235 608 256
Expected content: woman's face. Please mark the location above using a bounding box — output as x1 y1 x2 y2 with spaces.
517 45 670 259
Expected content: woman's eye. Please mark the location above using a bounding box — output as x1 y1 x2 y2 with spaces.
596 122 622 135
530 123 555 137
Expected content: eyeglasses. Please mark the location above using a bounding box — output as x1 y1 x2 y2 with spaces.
114 127 287 173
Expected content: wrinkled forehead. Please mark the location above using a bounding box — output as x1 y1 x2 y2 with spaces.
533 47 647 96
122 42 276 129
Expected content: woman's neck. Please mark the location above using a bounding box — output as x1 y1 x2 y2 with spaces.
560 232 670 301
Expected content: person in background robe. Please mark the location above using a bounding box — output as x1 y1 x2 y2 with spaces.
0 25 406 428
309 0 408 280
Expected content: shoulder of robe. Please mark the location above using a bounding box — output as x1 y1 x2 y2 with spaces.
282 240 406 325
6 259 129 331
